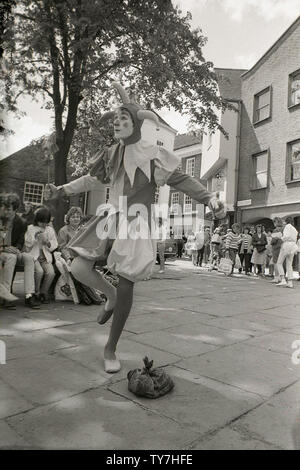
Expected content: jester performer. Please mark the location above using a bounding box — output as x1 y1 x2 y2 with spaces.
45 82 226 373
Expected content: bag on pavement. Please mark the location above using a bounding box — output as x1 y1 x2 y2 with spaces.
218 257 233 275
127 357 174 399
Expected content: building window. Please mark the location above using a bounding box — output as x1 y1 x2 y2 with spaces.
186 157 195 177
184 194 192 213
251 151 268 189
253 87 271 124
157 140 164 146
287 139 300 182
23 182 44 206
154 186 160 204
170 192 179 214
289 69 300 107
105 187 110 203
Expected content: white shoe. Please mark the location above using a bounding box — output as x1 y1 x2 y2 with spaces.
276 279 287 286
270 278 280 284
0 284 18 302
104 356 121 373
158 270 165 274
286 281 294 288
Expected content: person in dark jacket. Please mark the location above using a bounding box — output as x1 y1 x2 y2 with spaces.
0 193 40 309
21 202 35 226
251 224 267 276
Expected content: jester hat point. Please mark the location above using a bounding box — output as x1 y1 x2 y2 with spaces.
99 82 160 145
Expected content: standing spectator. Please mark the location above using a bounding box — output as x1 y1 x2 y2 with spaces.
203 227 211 264
251 225 267 276
276 217 298 288
21 202 35 227
25 206 58 302
176 235 184 259
296 232 300 281
238 226 253 275
195 228 204 266
265 230 274 277
157 217 167 274
0 193 40 309
210 227 221 270
225 223 241 274
270 217 284 284
186 231 197 265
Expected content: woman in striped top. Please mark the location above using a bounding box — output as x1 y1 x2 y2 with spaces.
238 226 253 275
225 223 242 274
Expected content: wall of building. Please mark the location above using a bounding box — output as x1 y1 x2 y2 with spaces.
201 103 240 212
238 20 300 223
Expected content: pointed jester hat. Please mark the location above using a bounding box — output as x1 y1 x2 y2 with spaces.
99 82 160 145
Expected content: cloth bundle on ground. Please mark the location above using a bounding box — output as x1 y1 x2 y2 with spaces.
127 357 174 398
218 257 233 275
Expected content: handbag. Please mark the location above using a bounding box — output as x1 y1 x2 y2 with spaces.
127 357 174 399
218 257 233 275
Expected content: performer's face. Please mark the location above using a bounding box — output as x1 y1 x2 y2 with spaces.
113 108 134 140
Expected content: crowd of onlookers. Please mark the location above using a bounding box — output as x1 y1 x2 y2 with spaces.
0 192 109 309
182 219 300 287
1 191 300 311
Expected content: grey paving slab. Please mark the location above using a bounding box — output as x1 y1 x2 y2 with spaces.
233 380 300 450
123 310 211 335
178 343 300 397
58 337 180 381
262 304 300 320
24 306 96 329
186 315 277 337
109 366 263 435
6 388 198 449
129 322 251 358
44 321 131 346
0 352 107 406
183 299 257 317
129 330 218 358
243 331 299 356
0 312 51 334
0 420 31 449
0 330 75 361
193 427 281 450
237 312 300 329
0 379 33 419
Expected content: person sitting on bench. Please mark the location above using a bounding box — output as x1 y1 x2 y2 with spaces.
0 193 40 309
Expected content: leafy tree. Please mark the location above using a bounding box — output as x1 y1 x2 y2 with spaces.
3 0 229 226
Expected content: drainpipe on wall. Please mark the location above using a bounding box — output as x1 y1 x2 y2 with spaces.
233 100 242 224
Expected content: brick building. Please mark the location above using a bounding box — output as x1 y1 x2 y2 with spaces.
0 142 85 217
169 133 205 236
201 68 246 227
237 15 300 230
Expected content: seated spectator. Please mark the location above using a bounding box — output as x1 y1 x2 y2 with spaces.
57 206 83 262
0 193 40 309
24 206 58 303
21 202 35 226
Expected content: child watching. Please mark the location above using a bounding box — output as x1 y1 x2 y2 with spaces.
25 207 58 303
225 223 242 274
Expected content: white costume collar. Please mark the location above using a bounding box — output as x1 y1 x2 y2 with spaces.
123 140 180 187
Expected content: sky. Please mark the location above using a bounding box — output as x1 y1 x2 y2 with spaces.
1 0 300 159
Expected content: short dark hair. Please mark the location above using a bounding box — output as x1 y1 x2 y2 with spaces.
285 216 293 225
0 193 20 211
33 206 51 225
